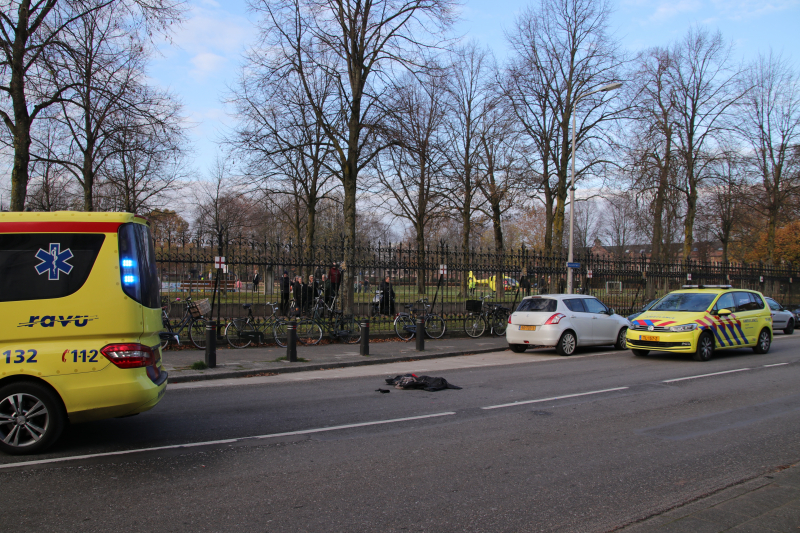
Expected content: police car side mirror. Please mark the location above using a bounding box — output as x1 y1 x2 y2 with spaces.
718 308 732 316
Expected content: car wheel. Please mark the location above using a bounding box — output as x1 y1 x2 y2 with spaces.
784 319 795 335
615 327 628 350
632 349 650 357
509 344 527 353
753 328 771 354
555 331 577 356
0 382 66 455
693 332 714 361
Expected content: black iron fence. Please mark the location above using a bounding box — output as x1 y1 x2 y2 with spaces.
156 240 800 338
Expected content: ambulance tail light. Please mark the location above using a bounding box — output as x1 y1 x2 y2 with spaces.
101 343 155 369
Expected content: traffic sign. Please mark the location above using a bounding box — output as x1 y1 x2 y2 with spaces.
587 269 592 278
439 264 447 275
687 273 692 281
566 262 580 269
214 256 226 269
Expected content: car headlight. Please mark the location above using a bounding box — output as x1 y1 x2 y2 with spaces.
669 323 698 332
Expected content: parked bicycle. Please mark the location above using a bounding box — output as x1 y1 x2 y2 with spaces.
394 298 446 341
463 295 511 338
224 302 289 348
160 297 210 350
297 295 361 345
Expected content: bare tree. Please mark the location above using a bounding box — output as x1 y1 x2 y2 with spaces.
504 0 625 255
601 192 641 260
0 0 184 211
375 72 449 295
249 0 456 311
736 50 800 264
669 27 744 260
696 150 748 263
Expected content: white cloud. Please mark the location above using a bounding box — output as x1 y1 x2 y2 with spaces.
648 0 703 21
711 0 800 19
190 52 228 81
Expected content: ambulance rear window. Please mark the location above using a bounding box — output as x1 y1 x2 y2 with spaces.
0 233 104 302
118 223 160 309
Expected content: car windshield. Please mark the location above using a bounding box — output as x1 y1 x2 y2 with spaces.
651 293 716 313
516 298 557 312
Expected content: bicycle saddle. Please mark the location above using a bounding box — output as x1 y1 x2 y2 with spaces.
242 303 252 309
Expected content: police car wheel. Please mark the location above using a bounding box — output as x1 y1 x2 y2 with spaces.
0 382 65 455
784 319 794 335
693 332 714 361
753 328 771 354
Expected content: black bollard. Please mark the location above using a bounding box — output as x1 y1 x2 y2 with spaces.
360 320 369 356
205 321 217 368
287 319 297 362
416 317 425 351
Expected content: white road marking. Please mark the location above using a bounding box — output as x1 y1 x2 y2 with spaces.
763 363 789 367
0 412 456 470
481 387 629 410
663 368 751 383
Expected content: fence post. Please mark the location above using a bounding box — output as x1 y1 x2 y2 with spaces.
287 319 297 362
205 321 216 368
416 316 425 351
360 320 369 356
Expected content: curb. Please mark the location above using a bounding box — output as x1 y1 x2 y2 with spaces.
167 346 508 384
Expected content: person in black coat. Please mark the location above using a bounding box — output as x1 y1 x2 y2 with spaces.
378 276 395 316
306 275 320 315
279 271 291 316
519 276 531 296
290 276 302 316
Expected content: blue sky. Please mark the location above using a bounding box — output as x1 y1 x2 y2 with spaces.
147 0 800 179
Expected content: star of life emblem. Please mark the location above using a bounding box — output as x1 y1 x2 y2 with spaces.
34 243 74 280
647 325 654 332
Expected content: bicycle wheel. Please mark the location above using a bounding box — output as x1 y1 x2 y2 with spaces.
425 314 446 339
189 317 208 349
225 319 254 348
160 329 172 351
490 309 510 336
273 319 288 348
463 314 486 338
394 315 415 341
340 316 361 344
296 320 322 345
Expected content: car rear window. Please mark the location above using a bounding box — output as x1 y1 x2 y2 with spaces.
652 293 716 312
0 233 105 302
118 223 160 309
516 298 557 312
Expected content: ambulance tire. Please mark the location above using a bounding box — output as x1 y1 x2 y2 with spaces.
753 328 771 354
0 381 66 455
693 332 715 361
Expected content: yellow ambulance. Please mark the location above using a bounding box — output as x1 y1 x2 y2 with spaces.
626 285 773 361
0 212 167 454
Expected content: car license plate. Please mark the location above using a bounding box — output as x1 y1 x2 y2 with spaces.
639 335 659 342
520 325 537 331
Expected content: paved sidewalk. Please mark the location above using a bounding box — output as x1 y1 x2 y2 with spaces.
616 463 800 532
162 336 510 383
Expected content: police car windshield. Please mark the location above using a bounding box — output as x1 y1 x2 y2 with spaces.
651 293 716 312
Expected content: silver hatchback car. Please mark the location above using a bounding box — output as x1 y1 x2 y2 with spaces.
506 294 631 355
765 297 796 334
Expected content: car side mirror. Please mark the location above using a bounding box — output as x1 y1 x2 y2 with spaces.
608 308 615 315
718 308 732 316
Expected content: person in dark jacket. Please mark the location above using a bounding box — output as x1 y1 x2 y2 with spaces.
306 275 319 315
519 276 531 296
378 276 395 315
279 271 291 316
252 267 261 293
290 276 302 316
329 262 341 296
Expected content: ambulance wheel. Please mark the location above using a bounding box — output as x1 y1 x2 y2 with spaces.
0 381 65 455
753 328 771 354
693 332 715 361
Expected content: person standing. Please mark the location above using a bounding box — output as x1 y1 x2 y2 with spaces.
279 271 291 316
378 276 395 316
520 275 531 297
290 275 302 316
307 275 319 315
329 262 341 297
321 274 333 310
252 267 261 294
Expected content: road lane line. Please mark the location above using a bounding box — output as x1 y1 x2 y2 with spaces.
763 363 789 367
481 387 629 410
663 368 751 383
0 412 456 470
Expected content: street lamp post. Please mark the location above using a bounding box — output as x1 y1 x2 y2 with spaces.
566 82 622 294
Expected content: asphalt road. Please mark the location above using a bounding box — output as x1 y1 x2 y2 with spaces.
3 335 800 532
